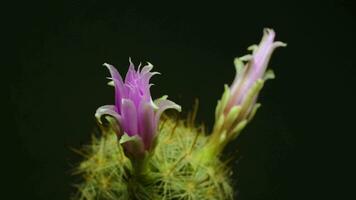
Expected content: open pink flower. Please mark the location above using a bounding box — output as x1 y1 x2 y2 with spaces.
95 59 181 153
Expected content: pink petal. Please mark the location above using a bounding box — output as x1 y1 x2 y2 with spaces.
95 105 122 126
121 99 138 136
138 101 155 150
154 96 181 124
104 63 124 83
104 63 125 112
125 58 137 84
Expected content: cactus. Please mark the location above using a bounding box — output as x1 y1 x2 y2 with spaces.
73 115 233 200
72 28 286 200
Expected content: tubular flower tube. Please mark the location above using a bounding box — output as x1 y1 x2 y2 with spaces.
95 59 181 155
206 28 286 158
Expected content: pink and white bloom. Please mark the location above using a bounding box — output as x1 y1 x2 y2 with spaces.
95 59 181 153
214 28 286 143
226 28 286 114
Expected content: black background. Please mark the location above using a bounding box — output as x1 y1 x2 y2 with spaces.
5 0 355 199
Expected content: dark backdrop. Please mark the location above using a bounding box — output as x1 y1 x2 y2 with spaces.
6 0 355 199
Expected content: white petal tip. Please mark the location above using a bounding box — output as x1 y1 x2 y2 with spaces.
275 41 287 47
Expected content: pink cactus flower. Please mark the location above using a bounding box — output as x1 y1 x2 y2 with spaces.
95 59 181 153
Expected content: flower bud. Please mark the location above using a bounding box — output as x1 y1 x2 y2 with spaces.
206 28 286 158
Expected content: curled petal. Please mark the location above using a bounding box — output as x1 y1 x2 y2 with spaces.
154 95 182 124
95 105 123 136
95 105 122 124
120 133 146 158
140 62 154 74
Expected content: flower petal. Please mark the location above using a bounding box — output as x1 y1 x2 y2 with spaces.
121 99 138 136
138 101 155 150
154 95 181 124
104 63 125 113
125 58 137 84
249 28 278 82
120 133 145 158
140 62 154 74
95 105 123 136
104 63 124 83
95 105 122 124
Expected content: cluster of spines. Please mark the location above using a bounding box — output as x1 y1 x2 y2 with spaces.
73 115 234 200
72 130 131 200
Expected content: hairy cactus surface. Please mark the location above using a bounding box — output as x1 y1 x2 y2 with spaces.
72 28 286 200
74 116 232 200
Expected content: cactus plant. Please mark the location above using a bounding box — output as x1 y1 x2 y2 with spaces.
72 28 286 200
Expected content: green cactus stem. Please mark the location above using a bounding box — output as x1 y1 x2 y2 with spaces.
73 115 233 200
